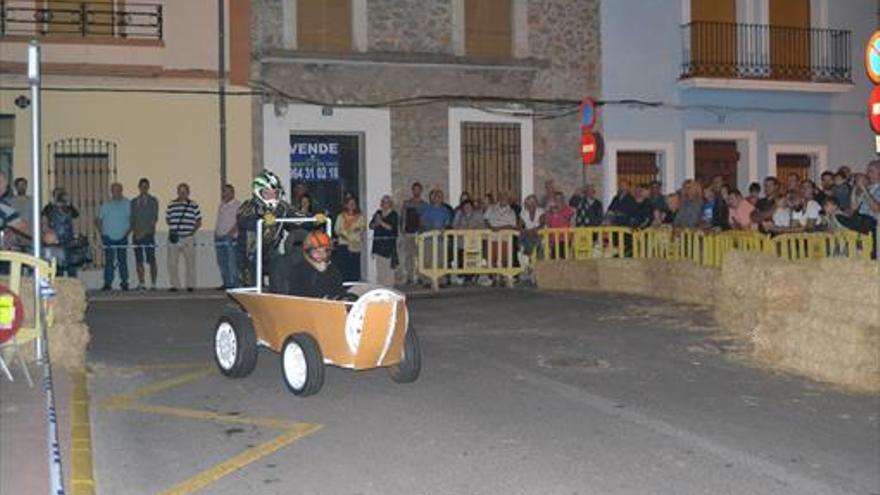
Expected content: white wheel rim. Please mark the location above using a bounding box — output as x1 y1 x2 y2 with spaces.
283 341 307 390
215 322 237 370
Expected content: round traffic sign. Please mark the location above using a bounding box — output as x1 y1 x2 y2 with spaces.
581 131 597 165
870 86 880 134
0 286 24 345
579 97 596 130
866 31 880 84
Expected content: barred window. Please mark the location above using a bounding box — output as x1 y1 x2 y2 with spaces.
617 152 659 189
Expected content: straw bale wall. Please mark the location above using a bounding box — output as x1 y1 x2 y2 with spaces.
536 254 880 393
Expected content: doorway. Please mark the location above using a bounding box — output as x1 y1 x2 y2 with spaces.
769 0 811 80
289 134 362 216
694 140 739 188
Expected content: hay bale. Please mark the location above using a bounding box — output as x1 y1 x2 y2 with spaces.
597 259 653 295
535 260 599 291
46 322 90 370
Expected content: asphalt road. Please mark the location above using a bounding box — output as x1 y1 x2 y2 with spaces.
86 290 880 495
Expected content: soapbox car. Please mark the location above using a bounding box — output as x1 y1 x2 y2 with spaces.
212 216 420 397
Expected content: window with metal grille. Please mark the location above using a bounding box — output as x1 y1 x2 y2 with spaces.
297 0 352 52
616 152 659 189
48 138 117 268
465 0 512 58
461 123 521 203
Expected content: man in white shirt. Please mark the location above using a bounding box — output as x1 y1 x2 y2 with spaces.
215 184 241 289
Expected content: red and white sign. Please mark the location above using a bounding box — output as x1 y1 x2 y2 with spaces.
870 86 880 134
581 131 597 165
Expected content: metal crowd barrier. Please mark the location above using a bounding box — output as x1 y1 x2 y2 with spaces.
416 229 522 289
535 227 874 268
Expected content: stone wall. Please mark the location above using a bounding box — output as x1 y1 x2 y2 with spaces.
527 0 601 98
368 0 454 54
252 0 602 199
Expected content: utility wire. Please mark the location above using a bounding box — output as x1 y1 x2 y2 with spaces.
0 83 866 119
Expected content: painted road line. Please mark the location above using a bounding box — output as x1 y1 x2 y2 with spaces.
103 367 214 405
158 425 322 495
111 402 315 431
101 366 322 494
71 369 95 495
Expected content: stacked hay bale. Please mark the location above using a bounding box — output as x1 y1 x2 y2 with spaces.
535 259 599 290
716 252 879 393
535 258 717 306
538 251 880 393
3 276 90 370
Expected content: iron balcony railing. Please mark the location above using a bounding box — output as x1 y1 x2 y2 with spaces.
0 0 162 40
681 22 851 84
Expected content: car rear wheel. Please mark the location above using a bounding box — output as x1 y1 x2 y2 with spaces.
388 325 421 384
214 306 258 378
281 333 324 397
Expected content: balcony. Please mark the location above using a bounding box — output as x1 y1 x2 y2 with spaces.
0 0 163 41
680 22 852 93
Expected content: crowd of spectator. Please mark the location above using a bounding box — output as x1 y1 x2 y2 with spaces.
0 158 877 291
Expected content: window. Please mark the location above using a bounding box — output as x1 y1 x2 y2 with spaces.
461 123 521 203
40 0 121 37
48 138 117 268
0 116 13 192
616 152 659 189
465 0 512 58
297 0 352 53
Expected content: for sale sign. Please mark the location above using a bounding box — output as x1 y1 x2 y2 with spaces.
290 140 341 183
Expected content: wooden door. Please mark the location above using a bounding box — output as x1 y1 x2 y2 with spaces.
465 0 512 58
690 0 737 77
770 0 811 80
694 140 739 188
776 154 811 186
617 152 659 188
297 0 352 52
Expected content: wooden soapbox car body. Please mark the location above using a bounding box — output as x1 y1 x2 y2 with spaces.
213 217 420 396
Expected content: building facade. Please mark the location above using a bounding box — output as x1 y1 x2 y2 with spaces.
600 0 875 204
0 0 254 288
252 0 601 280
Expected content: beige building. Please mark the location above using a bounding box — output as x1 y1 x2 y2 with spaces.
0 0 254 288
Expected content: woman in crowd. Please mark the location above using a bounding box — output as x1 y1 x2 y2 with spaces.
369 195 399 287
519 194 545 259
335 196 365 282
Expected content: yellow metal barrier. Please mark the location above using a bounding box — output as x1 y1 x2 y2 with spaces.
771 230 874 261
713 230 771 266
0 251 56 383
541 227 632 261
416 229 523 289
537 227 871 268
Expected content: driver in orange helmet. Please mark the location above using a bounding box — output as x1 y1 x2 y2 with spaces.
281 230 346 299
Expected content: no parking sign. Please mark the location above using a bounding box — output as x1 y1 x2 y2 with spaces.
0 285 24 345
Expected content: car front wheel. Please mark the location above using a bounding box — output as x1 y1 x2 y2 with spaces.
214 307 258 378
281 333 324 397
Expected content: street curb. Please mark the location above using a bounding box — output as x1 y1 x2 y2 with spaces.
70 369 95 495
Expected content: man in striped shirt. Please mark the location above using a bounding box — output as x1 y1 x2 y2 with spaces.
165 183 202 292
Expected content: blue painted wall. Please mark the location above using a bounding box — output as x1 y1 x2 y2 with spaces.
600 0 875 196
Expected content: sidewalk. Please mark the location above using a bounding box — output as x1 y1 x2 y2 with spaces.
0 364 74 494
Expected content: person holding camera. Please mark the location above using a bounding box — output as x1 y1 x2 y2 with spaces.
97 183 131 291
42 187 80 277
165 183 202 292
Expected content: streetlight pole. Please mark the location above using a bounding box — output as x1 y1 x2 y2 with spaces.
218 0 228 188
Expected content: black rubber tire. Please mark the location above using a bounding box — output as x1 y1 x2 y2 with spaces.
213 305 258 378
388 325 421 384
280 333 325 397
